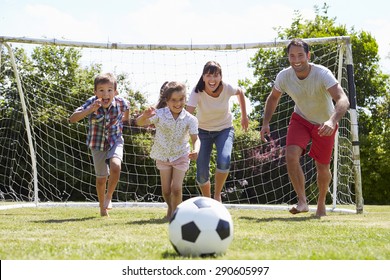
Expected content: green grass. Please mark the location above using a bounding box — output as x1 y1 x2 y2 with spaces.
0 205 389 260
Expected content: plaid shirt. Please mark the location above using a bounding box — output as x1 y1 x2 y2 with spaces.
76 96 129 151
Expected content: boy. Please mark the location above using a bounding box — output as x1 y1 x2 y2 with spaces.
69 73 130 217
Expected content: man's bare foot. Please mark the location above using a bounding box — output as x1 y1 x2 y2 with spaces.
289 203 309 214
315 205 327 217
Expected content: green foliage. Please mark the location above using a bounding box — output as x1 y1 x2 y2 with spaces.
240 48 286 122
276 4 348 39
359 88 390 204
116 72 148 110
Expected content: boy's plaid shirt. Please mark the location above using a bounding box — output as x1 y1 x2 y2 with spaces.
76 96 129 151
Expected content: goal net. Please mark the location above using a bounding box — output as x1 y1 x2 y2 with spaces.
0 36 362 212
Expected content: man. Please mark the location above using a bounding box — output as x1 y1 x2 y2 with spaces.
260 39 350 217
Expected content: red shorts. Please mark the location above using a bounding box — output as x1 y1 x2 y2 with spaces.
286 112 337 164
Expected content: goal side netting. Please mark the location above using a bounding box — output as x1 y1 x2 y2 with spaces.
0 36 363 213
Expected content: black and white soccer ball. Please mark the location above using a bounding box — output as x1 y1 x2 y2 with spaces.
169 196 233 257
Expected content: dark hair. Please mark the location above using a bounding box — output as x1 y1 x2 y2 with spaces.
155 81 186 109
94 73 117 90
286 38 310 54
194 61 222 93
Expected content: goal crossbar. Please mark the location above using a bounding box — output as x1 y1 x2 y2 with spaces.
1 35 351 51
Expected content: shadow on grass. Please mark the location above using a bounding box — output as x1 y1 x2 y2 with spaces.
34 217 97 223
239 215 320 223
161 250 180 259
128 217 168 225
161 250 218 259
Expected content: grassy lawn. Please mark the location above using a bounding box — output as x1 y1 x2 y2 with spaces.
0 204 389 260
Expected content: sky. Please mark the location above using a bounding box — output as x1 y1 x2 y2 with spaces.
1 0 390 73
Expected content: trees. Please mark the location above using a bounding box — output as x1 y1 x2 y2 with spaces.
242 4 390 204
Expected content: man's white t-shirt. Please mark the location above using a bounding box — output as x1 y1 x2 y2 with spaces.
274 63 338 124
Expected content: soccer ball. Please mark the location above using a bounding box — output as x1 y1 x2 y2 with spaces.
169 196 234 257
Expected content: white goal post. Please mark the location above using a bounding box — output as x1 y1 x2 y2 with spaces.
0 36 363 213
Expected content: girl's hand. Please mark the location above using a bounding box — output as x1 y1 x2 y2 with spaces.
188 151 198 161
143 107 156 118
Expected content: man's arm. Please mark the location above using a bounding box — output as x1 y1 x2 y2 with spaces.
318 83 350 137
260 87 282 142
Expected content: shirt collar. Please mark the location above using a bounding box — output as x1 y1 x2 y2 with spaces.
162 107 186 120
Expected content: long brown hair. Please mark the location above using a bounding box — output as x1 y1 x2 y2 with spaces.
194 61 222 93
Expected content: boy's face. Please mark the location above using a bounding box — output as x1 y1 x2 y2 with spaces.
94 82 117 108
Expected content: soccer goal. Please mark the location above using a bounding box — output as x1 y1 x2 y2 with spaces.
0 36 363 213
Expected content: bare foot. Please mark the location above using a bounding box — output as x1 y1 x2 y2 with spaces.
315 205 327 217
104 194 112 210
100 209 109 217
213 194 222 202
289 203 309 214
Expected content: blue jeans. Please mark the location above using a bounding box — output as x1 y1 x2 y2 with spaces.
196 127 235 185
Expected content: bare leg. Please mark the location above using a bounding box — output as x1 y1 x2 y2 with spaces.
170 168 186 217
105 157 122 210
213 171 229 202
159 168 173 219
199 181 211 198
96 176 108 216
315 161 332 217
286 145 309 213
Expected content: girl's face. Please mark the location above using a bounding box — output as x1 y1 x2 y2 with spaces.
167 91 186 117
94 82 117 108
203 71 222 93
